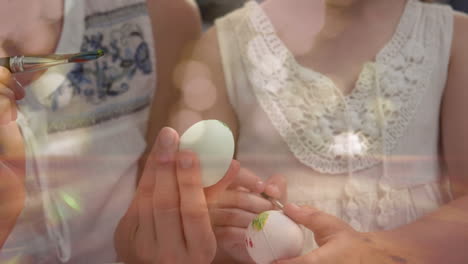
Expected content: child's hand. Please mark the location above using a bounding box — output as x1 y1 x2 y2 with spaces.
210 171 287 263
115 127 238 264
0 66 24 125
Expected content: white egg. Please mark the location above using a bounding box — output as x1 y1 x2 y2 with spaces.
179 120 235 187
245 210 304 264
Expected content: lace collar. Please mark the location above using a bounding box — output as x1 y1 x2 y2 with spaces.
234 0 437 174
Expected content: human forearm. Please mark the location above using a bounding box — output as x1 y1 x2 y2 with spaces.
375 195 468 264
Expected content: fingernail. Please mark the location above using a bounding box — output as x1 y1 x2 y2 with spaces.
157 152 171 164
255 181 265 192
266 184 280 195
158 127 175 148
178 154 193 169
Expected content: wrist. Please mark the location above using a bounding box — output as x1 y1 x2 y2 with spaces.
367 230 429 264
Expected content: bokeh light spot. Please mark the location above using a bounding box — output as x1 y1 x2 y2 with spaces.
173 60 211 90
60 191 81 212
182 78 217 111
330 132 367 156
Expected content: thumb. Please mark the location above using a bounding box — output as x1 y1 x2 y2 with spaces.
0 67 18 125
204 160 240 200
283 203 352 246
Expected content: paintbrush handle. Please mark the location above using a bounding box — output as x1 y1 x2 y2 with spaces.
0 50 104 74
0 55 65 73
261 192 285 210
8 56 69 73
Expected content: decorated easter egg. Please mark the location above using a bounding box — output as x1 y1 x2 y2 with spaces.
179 120 235 187
245 210 304 264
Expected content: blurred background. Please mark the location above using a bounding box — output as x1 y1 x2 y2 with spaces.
196 0 245 26
442 0 468 11
195 0 259 28
195 0 467 28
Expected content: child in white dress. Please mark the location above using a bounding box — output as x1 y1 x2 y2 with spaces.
171 0 468 262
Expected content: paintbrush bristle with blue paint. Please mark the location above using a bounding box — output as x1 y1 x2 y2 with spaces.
0 50 105 73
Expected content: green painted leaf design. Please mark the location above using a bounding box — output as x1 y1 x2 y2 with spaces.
252 212 269 231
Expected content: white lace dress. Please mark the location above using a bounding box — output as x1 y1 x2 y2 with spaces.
215 0 454 252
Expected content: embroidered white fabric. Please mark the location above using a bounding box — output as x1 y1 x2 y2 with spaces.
0 0 157 263
239 0 435 174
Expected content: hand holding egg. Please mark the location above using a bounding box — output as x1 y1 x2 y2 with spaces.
115 127 241 264
245 210 304 264
271 204 387 264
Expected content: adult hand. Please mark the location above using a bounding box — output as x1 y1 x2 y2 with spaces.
275 204 418 264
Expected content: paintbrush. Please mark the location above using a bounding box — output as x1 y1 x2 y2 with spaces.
0 50 104 73
261 192 285 210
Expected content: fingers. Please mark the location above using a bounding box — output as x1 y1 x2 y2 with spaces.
0 84 14 101
0 67 13 89
0 67 24 100
176 151 216 256
230 167 265 193
116 127 179 262
114 128 174 260
136 135 158 246
136 128 161 245
216 190 273 214
264 174 287 202
151 127 186 249
211 208 257 228
0 84 16 125
136 185 156 261
0 67 18 125
204 160 240 200
114 197 138 261
283 203 352 245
